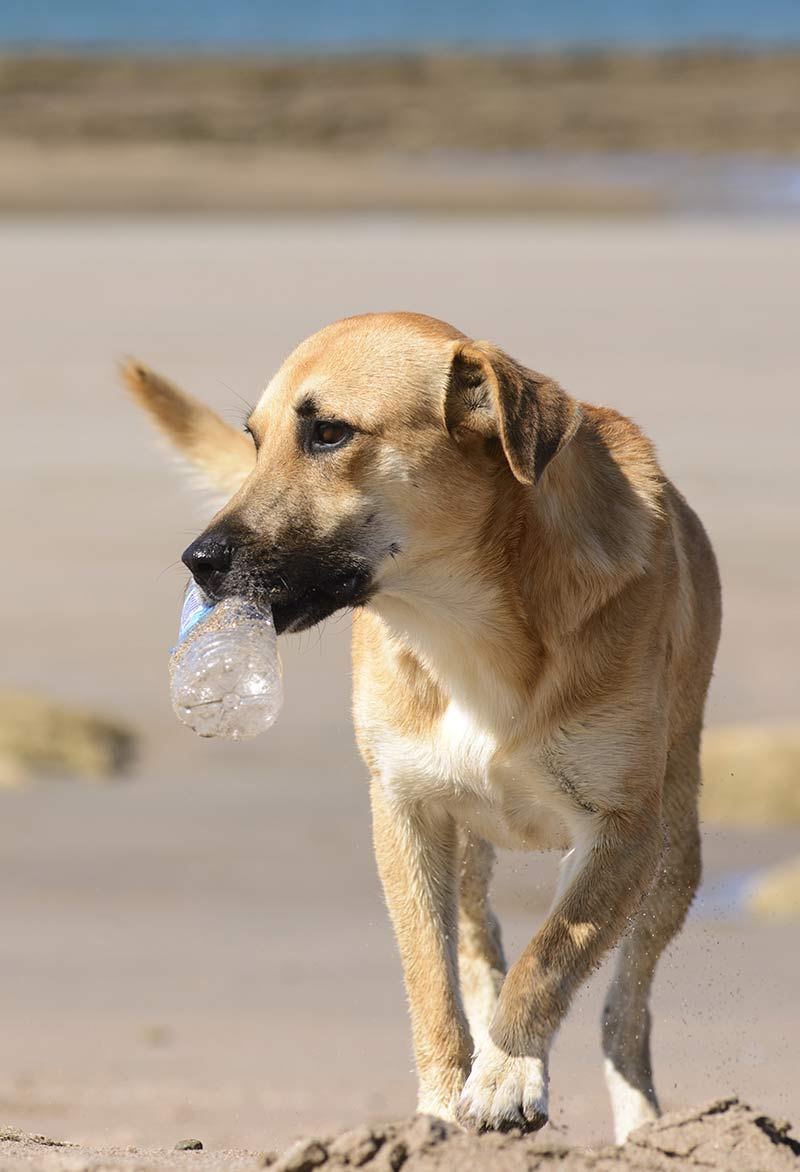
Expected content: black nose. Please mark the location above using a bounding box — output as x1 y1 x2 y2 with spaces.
181 533 235 592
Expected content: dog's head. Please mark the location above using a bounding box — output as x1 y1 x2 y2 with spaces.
123 313 581 633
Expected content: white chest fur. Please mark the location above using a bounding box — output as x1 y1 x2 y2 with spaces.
373 699 570 852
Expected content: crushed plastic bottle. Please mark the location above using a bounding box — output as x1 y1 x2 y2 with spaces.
169 581 283 739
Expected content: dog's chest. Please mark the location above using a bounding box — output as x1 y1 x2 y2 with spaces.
374 699 569 851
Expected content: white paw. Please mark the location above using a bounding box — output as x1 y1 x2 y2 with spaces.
604 1057 659 1144
417 1063 471 1124
457 1037 549 1133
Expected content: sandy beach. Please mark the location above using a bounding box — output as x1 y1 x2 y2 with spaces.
2 51 800 213
1 215 799 1159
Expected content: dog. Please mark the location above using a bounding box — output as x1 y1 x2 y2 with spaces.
123 311 721 1144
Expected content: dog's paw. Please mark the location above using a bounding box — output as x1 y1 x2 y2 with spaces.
457 1038 548 1133
416 1063 471 1125
416 1091 460 1125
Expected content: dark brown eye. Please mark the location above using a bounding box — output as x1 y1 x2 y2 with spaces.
310 420 352 451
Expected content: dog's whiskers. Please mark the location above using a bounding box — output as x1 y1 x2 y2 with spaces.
156 561 184 583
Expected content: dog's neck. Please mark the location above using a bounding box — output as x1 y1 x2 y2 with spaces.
370 414 663 730
370 555 535 730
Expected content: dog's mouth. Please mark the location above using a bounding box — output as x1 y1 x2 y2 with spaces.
263 567 374 635
186 526 377 636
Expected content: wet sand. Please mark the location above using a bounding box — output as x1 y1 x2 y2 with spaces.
0 216 798 1155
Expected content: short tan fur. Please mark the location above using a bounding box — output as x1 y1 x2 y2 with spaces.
123 312 721 1143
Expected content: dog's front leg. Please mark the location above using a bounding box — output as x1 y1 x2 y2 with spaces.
371 779 472 1121
458 805 661 1133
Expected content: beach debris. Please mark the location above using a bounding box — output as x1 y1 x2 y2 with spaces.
0 689 135 786
701 724 800 827
170 584 283 740
0 1126 68 1146
140 1023 172 1047
746 855 800 921
174 1139 204 1151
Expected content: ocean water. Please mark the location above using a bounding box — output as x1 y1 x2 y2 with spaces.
3 0 800 52
431 152 800 215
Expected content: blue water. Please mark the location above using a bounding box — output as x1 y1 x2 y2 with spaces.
4 0 800 52
430 152 800 215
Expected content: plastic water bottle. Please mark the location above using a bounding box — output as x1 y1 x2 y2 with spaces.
169 581 283 739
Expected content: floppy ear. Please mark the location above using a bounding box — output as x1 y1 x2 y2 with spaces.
121 360 255 494
444 340 582 485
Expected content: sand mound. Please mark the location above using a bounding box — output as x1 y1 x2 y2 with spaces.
0 690 135 786
1 1100 797 1172
701 724 800 827
273 1102 799 1172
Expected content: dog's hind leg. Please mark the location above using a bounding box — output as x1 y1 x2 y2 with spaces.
602 724 703 1144
458 833 507 1052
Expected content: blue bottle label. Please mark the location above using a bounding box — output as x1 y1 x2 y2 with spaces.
178 581 214 642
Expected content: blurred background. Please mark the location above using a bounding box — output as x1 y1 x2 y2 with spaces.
1 0 799 1160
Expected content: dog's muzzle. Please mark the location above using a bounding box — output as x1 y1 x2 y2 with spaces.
181 526 374 634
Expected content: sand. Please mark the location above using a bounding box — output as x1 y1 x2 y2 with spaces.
5 51 800 155
1 216 799 1157
2 1100 799 1171
2 51 800 213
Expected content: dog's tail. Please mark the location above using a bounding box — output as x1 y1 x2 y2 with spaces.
121 359 255 495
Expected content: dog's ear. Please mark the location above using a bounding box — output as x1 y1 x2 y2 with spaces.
121 360 255 494
444 341 582 485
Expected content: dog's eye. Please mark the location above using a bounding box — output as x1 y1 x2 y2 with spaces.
243 423 259 449
310 420 352 452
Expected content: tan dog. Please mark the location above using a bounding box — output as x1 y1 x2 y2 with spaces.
123 312 721 1144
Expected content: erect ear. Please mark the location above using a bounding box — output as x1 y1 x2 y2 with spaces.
444 340 583 485
121 359 256 495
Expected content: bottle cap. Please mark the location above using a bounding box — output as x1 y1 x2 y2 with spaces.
177 580 213 642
